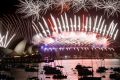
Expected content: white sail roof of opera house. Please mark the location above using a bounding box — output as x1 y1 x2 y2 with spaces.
27 45 33 55
0 39 35 56
14 40 27 56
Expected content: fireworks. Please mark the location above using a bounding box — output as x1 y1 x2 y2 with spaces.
32 14 119 49
17 0 120 20
71 0 90 13
39 0 55 15
89 0 103 9
54 0 71 13
17 0 42 20
0 31 16 48
1 0 120 50
0 14 33 41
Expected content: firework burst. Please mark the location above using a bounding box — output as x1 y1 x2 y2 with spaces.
71 0 90 13
102 0 120 17
0 14 33 41
0 31 16 48
39 0 55 15
54 0 71 13
17 0 120 20
17 0 42 20
89 0 103 10
32 14 119 50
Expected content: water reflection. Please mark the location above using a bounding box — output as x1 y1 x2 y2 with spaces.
39 59 120 80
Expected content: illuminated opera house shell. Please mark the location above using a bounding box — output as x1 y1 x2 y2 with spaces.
0 40 34 57
14 40 27 55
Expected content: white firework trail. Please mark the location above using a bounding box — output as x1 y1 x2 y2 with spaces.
114 29 119 40
42 17 51 35
32 14 119 48
78 16 81 31
38 22 47 37
5 34 16 48
106 21 114 36
0 31 16 48
70 18 73 31
85 16 88 31
32 21 40 33
102 25 106 36
61 15 66 31
88 17 91 31
100 19 105 34
65 13 69 31
109 22 115 37
82 15 85 30
96 16 102 33
57 18 62 33
111 23 118 37
74 15 77 31
4 31 9 48
32 21 47 37
93 16 98 32
50 14 58 33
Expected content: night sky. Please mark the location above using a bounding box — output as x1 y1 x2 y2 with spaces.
0 0 19 14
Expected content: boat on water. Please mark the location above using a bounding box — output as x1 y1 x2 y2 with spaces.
27 77 39 80
53 74 67 79
79 77 101 80
75 63 93 76
112 67 120 73
109 73 120 80
96 67 108 73
43 65 62 75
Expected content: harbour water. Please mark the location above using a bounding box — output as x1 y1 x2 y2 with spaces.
39 59 120 80
13 59 120 80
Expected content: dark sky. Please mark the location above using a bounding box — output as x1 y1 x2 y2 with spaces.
0 0 19 14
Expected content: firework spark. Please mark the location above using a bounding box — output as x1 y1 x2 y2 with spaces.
0 31 16 48
89 0 103 10
0 14 34 41
32 14 118 49
102 0 120 17
71 0 90 13
17 0 42 20
17 0 120 19
39 0 55 15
